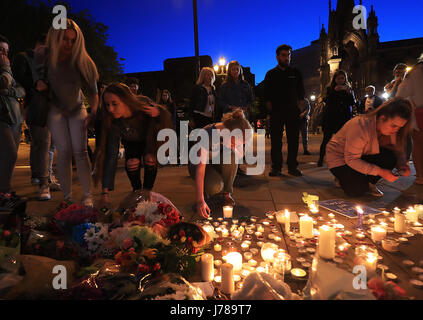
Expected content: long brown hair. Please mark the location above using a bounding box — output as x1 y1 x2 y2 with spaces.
366 97 413 150
224 60 245 85
93 82 173 186
330 70 351 89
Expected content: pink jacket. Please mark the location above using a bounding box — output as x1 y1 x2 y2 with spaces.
326 115 406 175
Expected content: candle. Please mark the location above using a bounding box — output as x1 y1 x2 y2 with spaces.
201 254 214 282
250 248 259 255
254 231 263 238
356 206 364 229
221 229 229 238
250 216 258 223
318 225 335 260
276 211 285 224
394 212 407 233
214 244 222 252
261 243 278 262
256 224 264 233
248 259 257 267
241 269 251 278
300 215 314 239
232 219 239 224
214 259 222 267
202 225 215 239
365 252 378 274
221 263 234 294
328 213 335 219
371 225 387 242
256 266 266 273
268 233 276 240
415 205 423 219
274 236 282 242
241 243 250 251
225 252 242 271
257 241 264 247
214 275 221 283
291 268 307 278
285 210 290 233
217 217 223 222
243 252 253 261
223 206 233 219
406 207 418 223
309 203 319 214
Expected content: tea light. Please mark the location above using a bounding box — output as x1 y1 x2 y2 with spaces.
291 268 307 278
201 254 214 282
223 206 233 219
371 225 387 242
300 215 314 239
213 222 220 227
328 213 335 219
382 239 399 252
248 259 257 267
250 248 259 255
250 216 258 223
223 221 229 226
214 275 221 283
257 224 265 233
257 241 264 247
233 274 241 282
214 244 222 252
255 231 263 238
217 217 223 222
221 263 234 294
386 273 397 281
243 252 253 260
232 219 239 224
268 233 276 240
214 260 222 267
274 236 282 242
356 232 366 240
318 225 335 260
256 266 266 273
222 229 229 238
262 221 270 226
415 205 423 218
309 203 319 214
241 243 250 251
241 269 251 278
261 243 278 262
394 212 407 233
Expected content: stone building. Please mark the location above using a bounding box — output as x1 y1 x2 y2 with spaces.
291 0 423 101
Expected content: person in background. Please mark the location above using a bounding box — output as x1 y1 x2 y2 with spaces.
189 67 217 129
188 109 253 218
310 96 325 135
299 98 311 155
12 33 62 200
127 77 141 96
158 89 176 127
264 44 305 177
326 98 412 197
358 85 383 114
318 70 355 167
0 35 25 204
396 53 423 185
385 63 407 98
218 60 254 176
34 19 99 207
94 83 173 208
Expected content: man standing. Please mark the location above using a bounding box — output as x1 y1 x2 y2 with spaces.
264 44 305 177
127 77 141 95
358 85 383 114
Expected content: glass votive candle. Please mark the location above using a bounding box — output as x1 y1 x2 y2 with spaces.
268 233 276 240
256 224 265 233
248 259 257 267
255 231 263 238
250 216 258 223
250 248 259 255
214 260 222 267
371 225 387 242
232 219 239 225
214 244 222 252
241 269 251 278
241 242 250 251
274 236 282 242
217 217 223 222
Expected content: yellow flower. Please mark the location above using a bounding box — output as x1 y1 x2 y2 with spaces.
142 248 157 260
180 236 186 243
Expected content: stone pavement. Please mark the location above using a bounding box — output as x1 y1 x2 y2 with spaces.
11 133 423 220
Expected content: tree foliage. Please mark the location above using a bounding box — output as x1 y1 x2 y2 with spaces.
0 0 124 82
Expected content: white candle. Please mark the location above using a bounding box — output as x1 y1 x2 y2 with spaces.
261 243 278 262
415 205 423 219
285 210 290 233
394 212 407 233
221 263 234 294
241 243 250 251
225 252 242 272
223 206 233 219
221 229 229 238
201 254 214 282
202 225 215 239
318 225 335 260
371 225 387 242
276 211 285 224
406 207 418 223
365 252 378 274
300 215 314 239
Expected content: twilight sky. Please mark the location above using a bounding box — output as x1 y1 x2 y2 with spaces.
63 0 422 84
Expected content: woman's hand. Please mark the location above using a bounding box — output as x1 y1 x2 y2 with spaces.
197 200 211 218
379 168 399 183
144 106 160 118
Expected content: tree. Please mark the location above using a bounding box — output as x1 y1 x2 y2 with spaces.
0 0 123 83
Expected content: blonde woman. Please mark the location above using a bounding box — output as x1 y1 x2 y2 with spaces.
34 19 99 206
188 109 253 218
189 67 217 129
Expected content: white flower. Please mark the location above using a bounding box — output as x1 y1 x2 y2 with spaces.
134 201 165 226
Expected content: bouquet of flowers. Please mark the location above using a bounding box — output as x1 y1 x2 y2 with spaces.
124 201 180 228
368 277 407 300
49 204 99 235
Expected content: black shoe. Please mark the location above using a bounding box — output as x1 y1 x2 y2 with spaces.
303 150 311 155
317 160 323 167
269 170 283 177
237 167 247 176
288 168 303 177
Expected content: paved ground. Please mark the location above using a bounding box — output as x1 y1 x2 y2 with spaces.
12 132 423 220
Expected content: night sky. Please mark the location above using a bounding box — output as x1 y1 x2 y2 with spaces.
62 0 422 84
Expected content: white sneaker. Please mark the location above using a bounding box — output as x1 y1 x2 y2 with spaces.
368 184 384 197
82 196 94 207
38 185 51 201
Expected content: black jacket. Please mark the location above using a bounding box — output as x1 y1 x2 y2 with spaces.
322 87 355 133
189 84 218 120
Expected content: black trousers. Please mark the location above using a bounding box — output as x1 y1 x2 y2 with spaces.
193 113 214 129
270 115 300 171
330 147 397 197
122 140 157 191
318 131 335 163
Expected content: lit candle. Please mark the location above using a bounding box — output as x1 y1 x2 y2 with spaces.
202 225 215 239
248 259 257 267
243 252 253 261
285 209 290 233
371 225 387 242
356 206 364 229
241 269 251 278
274 236 282 242
394 212 407 233
328 213 335 219
256 224 264 233
214 275 221 283
365 252 378 274
201 254 214 282
300 215 314 239
291 268 307 278
256 266 266 273
223 206 233 219
318 225 335 260
214 244 222 252
241 243 250 251
276 211 285 224
225 252 242 272
221 229 229 238
309 203 319 214
268 233 276 240
261 243 278 262
254 231 263 238
214 259 222 267
221 263 234 294
217 217 223 222
406 207 418 223
415 205 423 219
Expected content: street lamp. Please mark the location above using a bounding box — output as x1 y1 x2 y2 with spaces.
213 64 219 73
219 57 226 66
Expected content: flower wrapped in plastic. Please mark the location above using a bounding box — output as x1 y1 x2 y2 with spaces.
49 204 99 236
131 273 206 300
